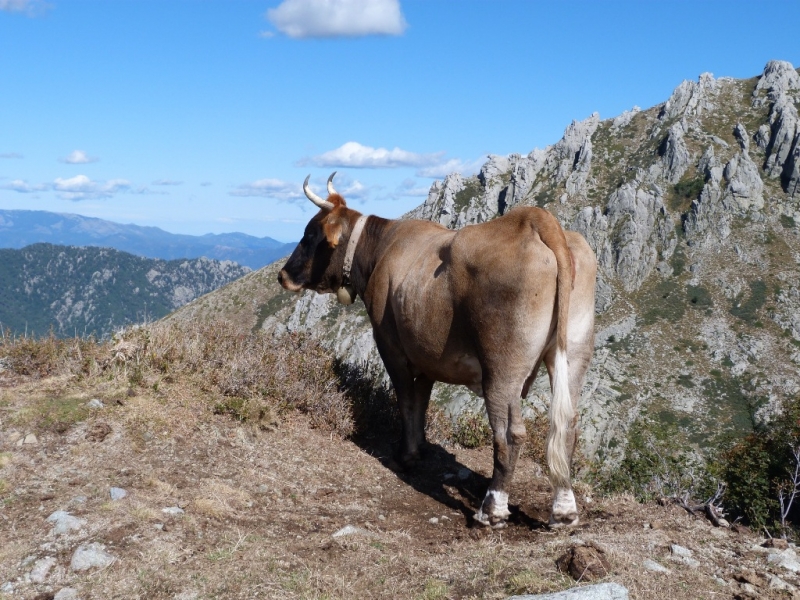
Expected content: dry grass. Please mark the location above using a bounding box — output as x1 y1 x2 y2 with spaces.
2 320 798 599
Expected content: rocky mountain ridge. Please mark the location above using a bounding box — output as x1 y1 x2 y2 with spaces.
169 60 800 465
0 243 249 338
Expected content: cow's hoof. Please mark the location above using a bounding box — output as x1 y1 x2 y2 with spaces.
473 511 508 529
548 513 579 529
399 451 421 470
474 490 511 529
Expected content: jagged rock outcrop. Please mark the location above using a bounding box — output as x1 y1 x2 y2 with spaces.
550 112 599 197
659 122 692 184
660 72 721 121
572 183 675 292
753 59 800 106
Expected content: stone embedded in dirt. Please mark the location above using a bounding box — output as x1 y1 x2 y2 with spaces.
762 538 789 549
332 525 376 539
24 433 38 445
162 506 184 516
86 399 104 409
85 422 112 442
669 544 693 558
109 487 127 501
735 568 766 588
642 559 670 574
507 581 629 599
429 517 439 524
46 511 86 535
556 544 611 582
70 542 115 571
29 556 58 583
767 548 800 573
1 582 14 594
457 467 472 480
768 574 797 592
54 589 79 600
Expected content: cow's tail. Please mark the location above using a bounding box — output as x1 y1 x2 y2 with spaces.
532 208 574 490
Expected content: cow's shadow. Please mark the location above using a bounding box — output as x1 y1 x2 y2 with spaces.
336 360 547 530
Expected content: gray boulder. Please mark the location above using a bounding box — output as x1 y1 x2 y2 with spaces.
507 582 628 600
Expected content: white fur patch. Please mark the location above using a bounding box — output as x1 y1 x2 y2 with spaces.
549 487 579 527
474 490 511 527
552 488 577 515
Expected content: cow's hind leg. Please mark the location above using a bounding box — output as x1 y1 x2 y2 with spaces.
474 380 527 529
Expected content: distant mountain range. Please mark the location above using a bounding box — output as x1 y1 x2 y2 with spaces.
0 243 250 338
0 209 296 269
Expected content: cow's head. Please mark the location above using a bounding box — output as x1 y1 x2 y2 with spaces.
278 173 356 298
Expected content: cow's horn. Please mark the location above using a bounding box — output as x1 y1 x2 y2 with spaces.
327 171 338 196
303 175 334 210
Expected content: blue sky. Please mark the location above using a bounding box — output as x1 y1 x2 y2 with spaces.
1 0 798 242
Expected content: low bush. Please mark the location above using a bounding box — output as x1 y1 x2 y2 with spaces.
718 395 800 533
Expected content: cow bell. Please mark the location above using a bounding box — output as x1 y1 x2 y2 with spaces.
336 285 356 305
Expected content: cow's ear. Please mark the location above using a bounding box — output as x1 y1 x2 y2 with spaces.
323 214 343 248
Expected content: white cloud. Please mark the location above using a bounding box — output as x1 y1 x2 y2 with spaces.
61 150 99 164
305 141 444 169
231 174 370 204
0 0 50 15
230 178 302 201
0 152 23 159
0 179 48 193
53 175 131 200
415 157 486 179
266 0 407 39
152 179 183 186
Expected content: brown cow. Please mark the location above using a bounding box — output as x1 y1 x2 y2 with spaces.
279 173 596 528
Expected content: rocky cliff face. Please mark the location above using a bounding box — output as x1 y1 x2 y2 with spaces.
170 61 800 464
0 244 250 338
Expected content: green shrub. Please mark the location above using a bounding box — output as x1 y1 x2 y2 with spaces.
452 411 492 449
593 416 712 503
730 280 767 323
717 395 800 532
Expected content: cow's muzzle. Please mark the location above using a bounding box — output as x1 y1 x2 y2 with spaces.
277 269 303 292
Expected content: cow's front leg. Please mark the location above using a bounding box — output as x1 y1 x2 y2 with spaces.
474 389 526 528
395 375 433 467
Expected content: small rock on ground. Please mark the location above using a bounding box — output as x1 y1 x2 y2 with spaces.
332 525 376 539
86 399 104 409
507 582 629 599
54 588 79 600
162 506 184 516
768 548 800 573
30 556 57 583
669 544 693 558
70 542 115 571
642 559 670 574
47 511 86 535
109 487 127 501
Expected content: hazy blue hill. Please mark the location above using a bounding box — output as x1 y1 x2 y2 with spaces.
0 209 296 269
0 243 250 338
